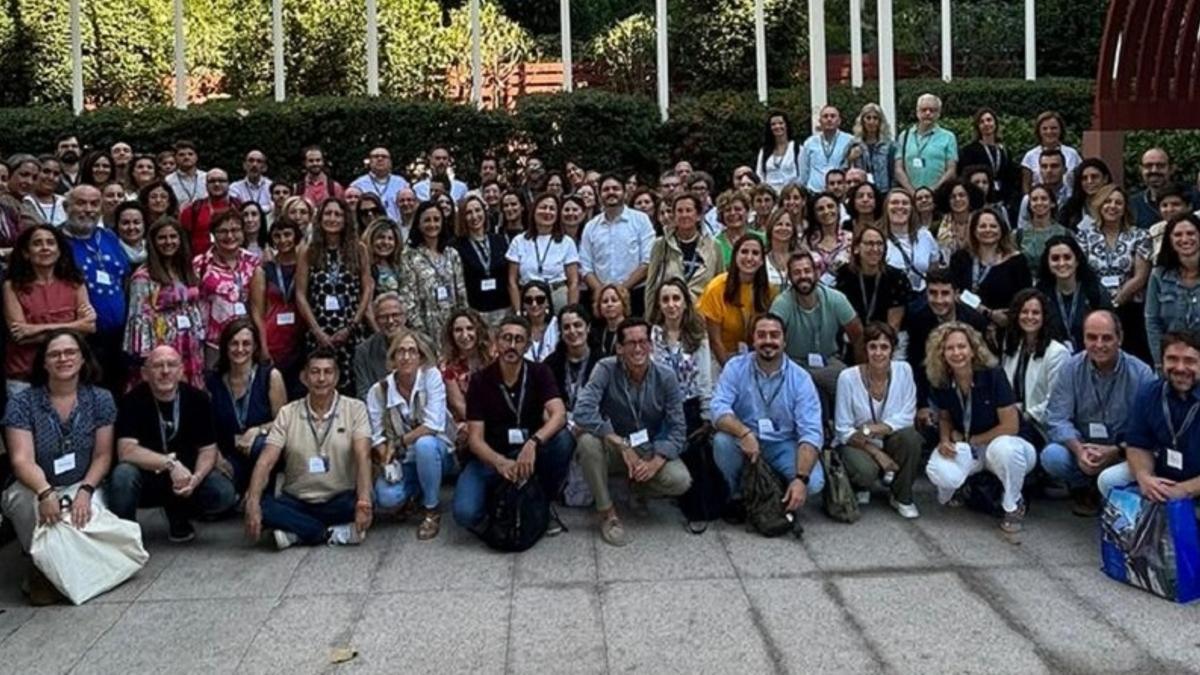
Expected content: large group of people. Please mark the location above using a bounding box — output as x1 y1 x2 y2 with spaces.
2 94 1200 607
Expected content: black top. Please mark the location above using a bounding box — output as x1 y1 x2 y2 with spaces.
1035 278 1111 352
958 140 1021 205
834 265 912 325
903 301 990 408
115 382 217 469
930 367 1016 436
452 233 510 313
544 346 602 411
949 250 1032 314
590 323 620 358
466 361 562 454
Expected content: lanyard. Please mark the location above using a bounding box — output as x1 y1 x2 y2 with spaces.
1090 367 1119 426
1162 383 1200 449
305 394 339 458
271 262 294 303
32 197 58 223
157 395 181 452
910 128 934 161
369 175 392 197
954 379 973 437
678 237 701 281
47 394 81 457
500 366 528 422
982 143 1001 176
244 179 264 205
224 369 256 431
859 366 891 423
1055 290 1081 334
1013 346 1031 403
418 248 452 293
857 271 883 320
565 357 586 407
179 174 199 202
754 364 786 415
621 371 646 431
819 134 839 163
534 235 553 275
971 258 993 292
471 237 492 271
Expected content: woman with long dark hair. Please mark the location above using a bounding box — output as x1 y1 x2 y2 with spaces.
935 178 985 264
440 308 494 452
1057 158 1112 230
754 110 801 192
590 283 631 358
1146 213 1200 367
137 180 179 225
805 191 853 283
698 236 776 366
405 201 468 345
1015 184 1070 275
957 108 1020 206
1035 234 1110 352
844 182 882 236
948 207 1032 329
454 195 510 325
999 289 1070 447
251 216 307 396
505 193 580 312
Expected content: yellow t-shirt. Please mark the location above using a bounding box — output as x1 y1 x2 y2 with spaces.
697 273 778 354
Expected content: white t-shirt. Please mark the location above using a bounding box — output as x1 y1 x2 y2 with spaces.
23 194 67 227
1021 145 1082 185
755 141 800 192
507 233 580 285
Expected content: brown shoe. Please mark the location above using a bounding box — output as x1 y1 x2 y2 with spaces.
1071 488 1101 517
417 509 441 540
26 567 62 607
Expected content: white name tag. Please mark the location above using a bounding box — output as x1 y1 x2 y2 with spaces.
507 428 526 445
53 453 76 475
436 286 450 302
324 295 341 311
807 353 825 368
1167 448 1184 470
95 270 112 286
1101 275 1121 289
912 158 925 169
629 429 650 447
481 278 497 292
757 419 776 435
233 302 247 316
176 315 192 329
276 312 295 326
307 456 328 474
1088 422 1109 439
959 290 982 309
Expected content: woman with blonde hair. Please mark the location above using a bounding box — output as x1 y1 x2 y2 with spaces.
764 207 801 292
713 189 764 267
847 103 896 191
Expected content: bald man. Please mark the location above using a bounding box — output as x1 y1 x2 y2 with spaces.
351 147 410 222
109 346 237 543
229 150 274 214
180 166 239 256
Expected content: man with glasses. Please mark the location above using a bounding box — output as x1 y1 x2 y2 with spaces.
452 315 574 538
574 318 691 546
180 167 239 257
1132 148 1182 229
229 150 274 216
351 147 410 222
353 293 410 400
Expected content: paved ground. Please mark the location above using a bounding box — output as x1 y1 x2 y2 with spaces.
1 480 1198 675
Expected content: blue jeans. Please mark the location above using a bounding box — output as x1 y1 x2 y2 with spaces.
226 435 275 495
452 428 574 529
712 432 825 503
373 436 452 510
261 490 357 545
1041 442 1093 489
107 461 238 524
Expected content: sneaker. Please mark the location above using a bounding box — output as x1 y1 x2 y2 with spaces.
686 520 709 535
856 490 871 505
273 529 298 550
889 496 920 519
327 523 365 546
1070 488 1101 517
167 516 196 544
600 513 630 547
417 510 441 540
546 506 566 537
1000 501 1027 536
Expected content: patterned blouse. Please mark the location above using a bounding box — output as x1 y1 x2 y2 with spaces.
650 324 713 417
124 266 206 388
2 385 117 488
808 230 854 283
1075 227 1151 302
194 249 260 347
404 246 468 343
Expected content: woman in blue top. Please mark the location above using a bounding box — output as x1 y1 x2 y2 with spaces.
205 318 286 495
1145 213 1200 369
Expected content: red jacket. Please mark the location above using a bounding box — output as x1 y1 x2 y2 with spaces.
181 196 239 257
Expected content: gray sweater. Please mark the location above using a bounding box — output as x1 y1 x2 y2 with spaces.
573 356 686 459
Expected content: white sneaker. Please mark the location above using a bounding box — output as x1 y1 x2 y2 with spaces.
327 523 365 546
856 491 871 505
273 530 298 550
890 496 920 519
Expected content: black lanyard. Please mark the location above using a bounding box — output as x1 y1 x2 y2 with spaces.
471 237 492 271
305 394 339 457
157 395 181 452
271 262 294 303
1055 290 1080 335
954 380 973 437
534 236 552 275
859 367 891 423
500 366 528 423
1013 347 1031 403
565 357 586 407
1162 382 1200 449
971 258 993 292
858 271 883 320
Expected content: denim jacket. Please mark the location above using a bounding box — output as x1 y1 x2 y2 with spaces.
1145 268 1200 366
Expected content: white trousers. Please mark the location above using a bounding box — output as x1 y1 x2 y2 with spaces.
925 436 1036 513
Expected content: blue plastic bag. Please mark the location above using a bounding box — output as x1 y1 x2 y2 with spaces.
1100 485 1200 603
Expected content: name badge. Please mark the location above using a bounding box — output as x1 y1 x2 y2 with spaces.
436 286 450 302
807 353 825 368
959 290 983 309
757 419 776 435
307 456 328 474
481 278 497 292
629 429 650 447
1088 422 1109 439
96 270 113 286
276 312 296 326
1167 448 1184 470
233 302 247 316
53 453 77 475
1100 275 1122 289
383 460 404 484
912 158 926 169
820 272 837 287
507 428 526 445
176 315 192 330
324 295 341 311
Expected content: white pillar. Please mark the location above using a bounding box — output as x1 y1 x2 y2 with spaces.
69 0 83 114
940 0 951 81
272 0 285 101
366 0 379 96
1024 0 1036 80
877 0 896 132
807 0 827 118
470 0 482 108
561 0 573 92
656 0 669 122
754 0 767 103
172 0 187 109
850 0 863 88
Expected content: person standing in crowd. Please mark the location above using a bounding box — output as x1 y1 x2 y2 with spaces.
999 289 1071 448
1021 111 1082 193
1147 185 1193 260
414 145 469 202
1058 158 1112 230
894 94 958 192
590 283 631 358
645 193 725 306
110 346 238 542
364 218 408 299
52 134 81 194
240 202 269 260
124 219 205 388
713 189 764 267
25 155 67 227
295 146 343 206
1043 310 1155 515
139 180 180 225
834 226 911 331
882 189 938 297
164 141 207 206
367 330 454 540
804 191 853 282
180 168 238 257
574 318 691 547
1016 185 1070 274
282 195 314 232
833 321 922 517
934 179 983 263
295 198 373 394
99 182 127 229
3 225 96 395
126 154 159 200
229 150 274 216
205 319 286 495
454 195 510 325
156 150 177 178
351 147 410 222
1 330 116 605
649 277 714 434
948 208 1031 329
452 316 574 536
1017 149 1071 230
1131 148 1178 229
79 150 114 188
846 103 895 191
778 183 808 231
763 208 801 293
251 216 305 392
405 201 468 344
506 193 580 312
194 210 260 368
2 155 43 235
754 111 801 192
497 189 528 244
244 349 373 549
699 236 776 367
957 107 1020 208
520 280 558 363
114 202 148 266
110 142 133 185
1145 213 1200 368
796 105 854 194
924 322 1037 536
843 183 880 236
352 293 409 400
579 174 657 319
560 195 589 242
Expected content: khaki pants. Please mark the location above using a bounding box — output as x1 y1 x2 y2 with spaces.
838 427 924 504
576 433 692 512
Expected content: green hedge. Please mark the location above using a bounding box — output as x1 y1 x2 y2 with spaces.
0 78 1191 190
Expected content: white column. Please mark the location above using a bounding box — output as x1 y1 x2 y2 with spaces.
850 0 863 88
470 0 482 108
1024 0 1036 80
807 0 827 117
172 0 187 109
877 0 896 131
940 0 951 81
656 0 669 121
754 0 767 103
69 0 83 114
561 0 573 92
272 0 285 101
366 0 379 96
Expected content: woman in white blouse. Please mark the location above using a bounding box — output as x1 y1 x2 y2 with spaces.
505 192 580 311
881 188 938 296
999 289 1070 446
366 330 453 541
648 277 713 435
834 321 923 518
754 111 801 192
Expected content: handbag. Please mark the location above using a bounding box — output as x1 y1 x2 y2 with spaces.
822 448 861 524
30 498 150 605
1100 485 1200 603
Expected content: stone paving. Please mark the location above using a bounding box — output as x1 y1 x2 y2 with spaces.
1 482 1199 674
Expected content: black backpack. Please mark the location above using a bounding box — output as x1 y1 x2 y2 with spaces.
478 477 550 552
741 458 796 538
677 401 728 524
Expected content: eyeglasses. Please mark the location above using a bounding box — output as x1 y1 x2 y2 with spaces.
47 348 80 361
214 228 242 237
523 295 547 305
621 339 651 349
498 333 527 344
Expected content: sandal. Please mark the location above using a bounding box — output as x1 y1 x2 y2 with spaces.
417 509 441 540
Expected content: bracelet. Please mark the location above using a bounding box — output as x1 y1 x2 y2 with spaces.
37 487 55 502
740 430 753 439
78 484 96 496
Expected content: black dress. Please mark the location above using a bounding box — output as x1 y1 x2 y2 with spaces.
949 250 1033 315
452 233 509 314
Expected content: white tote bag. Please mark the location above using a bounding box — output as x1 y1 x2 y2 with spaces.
29 502 150 605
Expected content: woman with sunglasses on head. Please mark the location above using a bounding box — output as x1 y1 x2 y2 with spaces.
453 194 510 325
521 280 559 362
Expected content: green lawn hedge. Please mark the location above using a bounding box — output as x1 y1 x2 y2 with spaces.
0 78 1193 190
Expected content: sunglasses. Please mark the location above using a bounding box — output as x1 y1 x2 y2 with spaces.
523 295 547 305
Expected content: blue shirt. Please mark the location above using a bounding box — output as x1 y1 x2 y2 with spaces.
350 172 411 222
1125 380 1200 482
2 385 117 487
929 367 1014 436
1045 351 1155 445
65 226 129 335
797 131 855 193
711 352 824 449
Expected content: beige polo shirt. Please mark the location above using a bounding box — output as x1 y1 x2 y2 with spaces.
268 395 371 503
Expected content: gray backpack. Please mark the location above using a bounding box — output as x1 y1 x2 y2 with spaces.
822 448 861 523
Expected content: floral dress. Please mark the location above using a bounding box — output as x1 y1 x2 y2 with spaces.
305 248 363 393
195 249 260 349
404 246 468 346
124 266 206 388
808 230 853 285
1075 227 1151 302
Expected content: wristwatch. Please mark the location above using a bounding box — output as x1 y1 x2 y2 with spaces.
794 473 810 485
861 424 872 438
78 484 96 496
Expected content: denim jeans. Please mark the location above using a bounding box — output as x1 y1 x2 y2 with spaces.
225 434 275 496
260 490 357 545
712 432 826 502
107 461 238 524
452 428 574 529
373 436 452 510
1041 442 1101 490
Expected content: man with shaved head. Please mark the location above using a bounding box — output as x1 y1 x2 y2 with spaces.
109 346 237 543
351 147 410 222
180 166 238 256
229 149 274 215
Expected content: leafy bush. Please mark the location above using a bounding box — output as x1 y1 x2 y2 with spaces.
585 13 656 94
